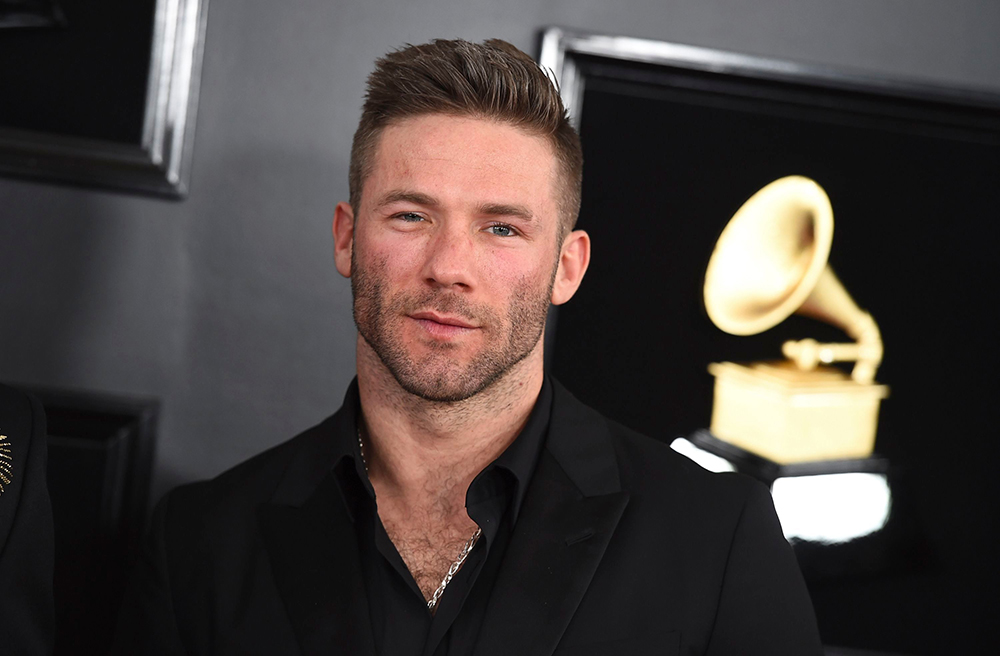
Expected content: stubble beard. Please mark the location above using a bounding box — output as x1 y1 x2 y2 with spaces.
351 252 555 403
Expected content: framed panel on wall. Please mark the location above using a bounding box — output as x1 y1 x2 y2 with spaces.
538 27 1000 655
0 0 210 197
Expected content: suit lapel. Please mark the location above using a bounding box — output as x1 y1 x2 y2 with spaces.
258 473 376 656
474 382 630 656
256 386 377 656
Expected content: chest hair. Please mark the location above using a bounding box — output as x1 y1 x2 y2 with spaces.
381 513 481 604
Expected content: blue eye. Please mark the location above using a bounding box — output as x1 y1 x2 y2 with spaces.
399 212 423 222
488 223 516 237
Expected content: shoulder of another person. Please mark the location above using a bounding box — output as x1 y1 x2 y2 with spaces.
0 384 54 656
0 384 45 504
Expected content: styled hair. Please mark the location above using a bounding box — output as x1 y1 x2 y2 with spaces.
349 38 583 237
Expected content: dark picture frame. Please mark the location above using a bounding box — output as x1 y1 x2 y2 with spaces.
0 0 209 197
538 27 1000 655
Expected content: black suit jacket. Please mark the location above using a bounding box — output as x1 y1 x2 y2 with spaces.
0 384 54 656
114 380 822 655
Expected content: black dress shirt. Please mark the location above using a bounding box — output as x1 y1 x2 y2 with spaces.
330 379 553 656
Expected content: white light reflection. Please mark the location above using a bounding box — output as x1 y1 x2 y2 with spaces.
670 438 736 473
771 473 891 544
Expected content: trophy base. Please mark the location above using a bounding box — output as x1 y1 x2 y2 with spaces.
708 360 889 464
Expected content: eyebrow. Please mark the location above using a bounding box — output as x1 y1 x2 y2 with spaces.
374 190 439 210
476 202 535 222
374 190 535 222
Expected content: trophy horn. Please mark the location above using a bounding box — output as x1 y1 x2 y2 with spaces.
703 176 883 383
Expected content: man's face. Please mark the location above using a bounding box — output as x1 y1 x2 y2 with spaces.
344 114 566 402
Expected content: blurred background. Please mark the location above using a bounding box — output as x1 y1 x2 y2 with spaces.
1 1 998 654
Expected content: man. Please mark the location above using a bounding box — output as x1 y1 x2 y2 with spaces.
113 39 822 655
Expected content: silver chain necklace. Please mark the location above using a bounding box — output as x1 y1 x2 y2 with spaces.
358 426 483 612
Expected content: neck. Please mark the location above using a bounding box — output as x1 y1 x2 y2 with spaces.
355 335 544 515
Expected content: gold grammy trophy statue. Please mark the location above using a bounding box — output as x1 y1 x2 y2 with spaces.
704 176 888 463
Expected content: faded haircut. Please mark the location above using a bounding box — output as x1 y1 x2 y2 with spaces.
349 38 583 238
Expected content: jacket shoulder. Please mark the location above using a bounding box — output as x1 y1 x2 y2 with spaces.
608 417 759 499
548 378 760 505
161 414 338 531
548 378 767 539
593 414 821 653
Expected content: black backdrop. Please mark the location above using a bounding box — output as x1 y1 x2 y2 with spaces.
550 55 1000 655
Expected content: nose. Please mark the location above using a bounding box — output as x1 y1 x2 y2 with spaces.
421 222 477 290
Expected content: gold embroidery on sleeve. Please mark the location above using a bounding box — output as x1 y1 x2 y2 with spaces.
0 436 12 496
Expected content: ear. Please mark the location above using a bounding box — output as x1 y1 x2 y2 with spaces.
333 201 355 278
551 229 591 306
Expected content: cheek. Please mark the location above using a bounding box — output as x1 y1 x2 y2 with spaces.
359 232 424 281
480 246 555 296
480 246 526 282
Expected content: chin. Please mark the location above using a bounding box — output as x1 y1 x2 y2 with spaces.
361 313 544 403
387 358 501 403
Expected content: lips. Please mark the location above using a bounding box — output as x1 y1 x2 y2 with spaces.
409 311 479 329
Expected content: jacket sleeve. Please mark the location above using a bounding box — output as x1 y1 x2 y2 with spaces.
706 481 824 656
110 491 189 655
0 388 55 656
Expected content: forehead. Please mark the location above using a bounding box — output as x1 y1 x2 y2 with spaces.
365 114 560 215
